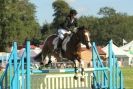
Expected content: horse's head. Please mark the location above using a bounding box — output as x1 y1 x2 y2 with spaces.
75 26 91 49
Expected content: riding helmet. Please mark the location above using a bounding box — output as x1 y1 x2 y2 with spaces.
70 9 77 15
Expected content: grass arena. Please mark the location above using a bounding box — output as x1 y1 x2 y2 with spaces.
0 40 127 89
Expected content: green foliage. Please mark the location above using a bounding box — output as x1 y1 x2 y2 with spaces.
98 7 117 17
0 0 40 51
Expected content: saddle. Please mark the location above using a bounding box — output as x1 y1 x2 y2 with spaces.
55 33 71 55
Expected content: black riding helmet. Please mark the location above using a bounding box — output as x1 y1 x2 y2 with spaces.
70 9 77 15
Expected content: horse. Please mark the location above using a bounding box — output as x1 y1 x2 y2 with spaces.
34 26 91 81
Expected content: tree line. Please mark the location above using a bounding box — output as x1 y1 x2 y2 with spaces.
0 0 133 51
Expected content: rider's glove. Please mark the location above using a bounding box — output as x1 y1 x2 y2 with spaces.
74 27 77 30
73 27 77 32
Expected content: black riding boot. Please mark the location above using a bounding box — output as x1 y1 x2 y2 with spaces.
56 38 63 53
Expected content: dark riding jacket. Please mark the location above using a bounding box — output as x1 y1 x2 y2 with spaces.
61 15 78 31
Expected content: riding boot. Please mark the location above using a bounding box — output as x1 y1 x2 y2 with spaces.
56 38 63 53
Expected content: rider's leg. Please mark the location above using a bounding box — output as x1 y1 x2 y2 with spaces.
56 37 63 52
56 29 66 52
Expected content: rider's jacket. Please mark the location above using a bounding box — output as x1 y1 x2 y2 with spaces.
60 15 78 31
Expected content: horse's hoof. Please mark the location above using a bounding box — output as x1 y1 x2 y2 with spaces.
74 76 78 80
80 78 85 82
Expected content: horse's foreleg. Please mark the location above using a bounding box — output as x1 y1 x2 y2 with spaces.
80 60 85 82
74 60 79 80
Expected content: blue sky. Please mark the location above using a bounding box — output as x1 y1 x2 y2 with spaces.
30 0 133 26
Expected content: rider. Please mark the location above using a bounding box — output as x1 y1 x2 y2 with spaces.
55 9 78 52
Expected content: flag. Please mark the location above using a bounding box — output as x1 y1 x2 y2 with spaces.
123 39 127 44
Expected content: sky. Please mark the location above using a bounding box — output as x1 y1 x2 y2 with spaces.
30 0 133 26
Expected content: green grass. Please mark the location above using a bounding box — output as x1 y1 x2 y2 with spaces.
121 67 133 89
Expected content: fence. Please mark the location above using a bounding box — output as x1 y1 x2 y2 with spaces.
0 40 124 89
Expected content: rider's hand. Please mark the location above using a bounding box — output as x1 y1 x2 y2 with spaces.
73 27 77 32
74 27 77 30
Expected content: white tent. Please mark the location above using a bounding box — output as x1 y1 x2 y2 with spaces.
119 40 133 51
102 43 131 57
119 40 133 66
102 43 132 66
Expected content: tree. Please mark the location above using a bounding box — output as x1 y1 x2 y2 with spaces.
96 7 128 45
52 0 70 29
98 7 117 17
0 0 40 51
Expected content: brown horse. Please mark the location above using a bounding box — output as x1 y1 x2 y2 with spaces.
34 26 91 81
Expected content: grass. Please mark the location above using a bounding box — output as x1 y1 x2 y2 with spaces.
121 67 133 89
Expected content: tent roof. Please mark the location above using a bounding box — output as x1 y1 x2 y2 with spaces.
18 47 42 58
102 43 131 57
119 40 133 51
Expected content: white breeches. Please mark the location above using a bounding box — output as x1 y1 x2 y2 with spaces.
58 29 68 40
